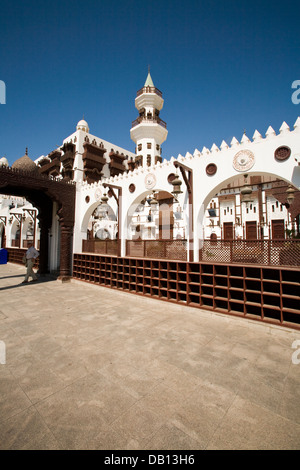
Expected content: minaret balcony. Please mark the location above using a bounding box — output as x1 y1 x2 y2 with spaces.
131 116 167 129
136 86 163 98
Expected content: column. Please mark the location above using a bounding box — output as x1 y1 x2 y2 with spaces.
58 224 73 281
38 218 50 275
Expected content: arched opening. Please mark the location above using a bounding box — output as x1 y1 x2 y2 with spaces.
198 172 299 241
90 204 117 240
80 198 118 254
0 166 75 279
21 215 36 248
196 171 300 265
10 219 20 247
126 189 185 240
125 189 187 260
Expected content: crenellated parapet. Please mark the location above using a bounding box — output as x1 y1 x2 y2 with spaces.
184 117 300 160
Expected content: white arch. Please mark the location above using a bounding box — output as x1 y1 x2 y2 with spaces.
21 216 34 246
196 170 297 230
123 188 183 240
80 201 117 234
81 201 101 233
10 219 20 245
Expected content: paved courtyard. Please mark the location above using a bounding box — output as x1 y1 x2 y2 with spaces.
0 262 300 450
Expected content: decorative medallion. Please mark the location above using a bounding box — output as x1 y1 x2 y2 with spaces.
233 149 255 172
206 163 217 176
144 173 156 189
94 188 102 201
85 196 90 203
129 183 136 193
274 146 291 162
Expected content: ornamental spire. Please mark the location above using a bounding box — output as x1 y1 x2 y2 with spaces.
144 69 154 87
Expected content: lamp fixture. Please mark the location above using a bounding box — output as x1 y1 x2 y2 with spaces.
149 191 158 206
100 192 109 205
171 173 183 199
286 185 296 205
241 174 253 206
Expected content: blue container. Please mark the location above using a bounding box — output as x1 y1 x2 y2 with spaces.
0 248 8 264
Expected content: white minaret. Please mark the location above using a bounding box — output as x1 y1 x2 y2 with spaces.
130 71 168 167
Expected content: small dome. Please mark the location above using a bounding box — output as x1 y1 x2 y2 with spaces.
0 157 9 167
12 150 39 173
76 119 89 133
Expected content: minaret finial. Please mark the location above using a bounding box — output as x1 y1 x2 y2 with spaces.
148 64 150 74
25 147 28 156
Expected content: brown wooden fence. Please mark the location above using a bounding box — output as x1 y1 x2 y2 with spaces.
82 239 119 256
82 238 300 266
126 239 187 260
6 247 39 268
199 239 300 267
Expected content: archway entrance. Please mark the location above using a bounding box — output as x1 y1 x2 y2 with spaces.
0 165 76 279
200 172 299 242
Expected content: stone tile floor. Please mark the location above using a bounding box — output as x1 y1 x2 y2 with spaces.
0 262 299 450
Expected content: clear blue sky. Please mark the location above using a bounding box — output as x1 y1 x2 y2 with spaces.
0 0 299 166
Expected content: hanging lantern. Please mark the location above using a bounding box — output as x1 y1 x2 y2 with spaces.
241 174 252 206
100 192 109 205
149 191 158 206
241 184 252 196
240 174 252 195
97 192 109 219
286 185 296 205
171 174 183 198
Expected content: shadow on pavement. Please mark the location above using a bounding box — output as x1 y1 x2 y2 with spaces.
0 274 25 281
0 274 58 291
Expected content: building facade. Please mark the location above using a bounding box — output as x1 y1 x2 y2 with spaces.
0 72 300 267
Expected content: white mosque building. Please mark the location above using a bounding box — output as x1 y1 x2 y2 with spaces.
0 71 300 264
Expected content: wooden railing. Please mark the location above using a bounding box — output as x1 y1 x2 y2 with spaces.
82 238 300 266
131 116 167 129
126 239 187 261
136 86 163 98
199 239 300 267
82 239 119 256
6 247 39 268
8 238 300 267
